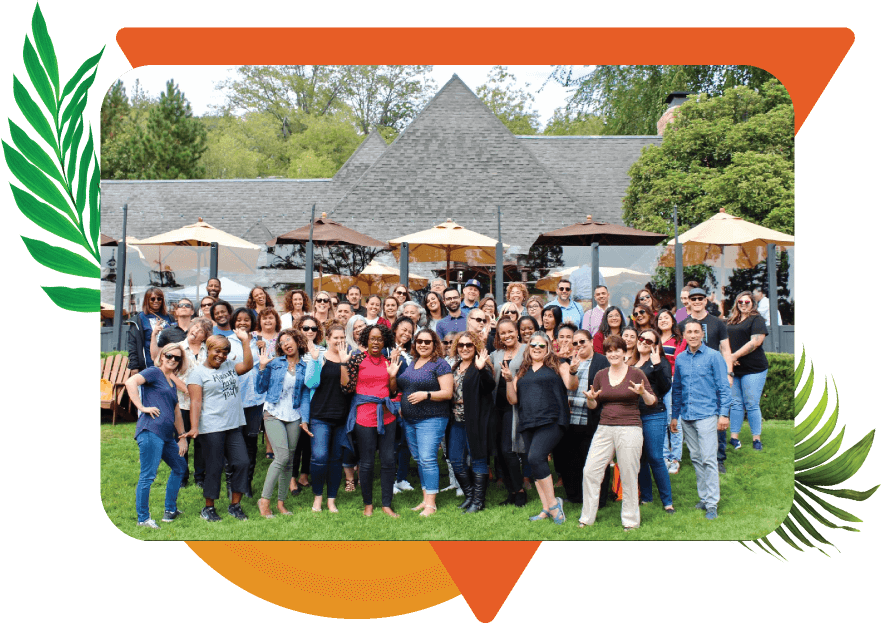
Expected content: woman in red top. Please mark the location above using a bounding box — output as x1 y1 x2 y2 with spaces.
657 308 686 474
341 324 402 517
592 306 625 354
379 296 398 328
580 334 656 531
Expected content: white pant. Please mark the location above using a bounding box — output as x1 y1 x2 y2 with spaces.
580 425 643 528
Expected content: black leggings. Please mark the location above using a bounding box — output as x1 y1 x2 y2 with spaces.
520 422 564 481
200 428 249 501
355 421 397 507
496 407 524 493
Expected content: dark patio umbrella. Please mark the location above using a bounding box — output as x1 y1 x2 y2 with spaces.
532 215 666 303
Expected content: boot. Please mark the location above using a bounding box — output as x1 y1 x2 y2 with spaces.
455 470 474 509
464 473 489 513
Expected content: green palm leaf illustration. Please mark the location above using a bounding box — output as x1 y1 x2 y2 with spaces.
741 347 878 557
4 3 104 312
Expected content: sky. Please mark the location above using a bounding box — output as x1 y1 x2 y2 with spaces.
118 64 589 129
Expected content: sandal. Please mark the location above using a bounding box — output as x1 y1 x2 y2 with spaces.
529 509 551 521
577 521 589 529
345 479 356 493
418 504 437 517
548 497 566 525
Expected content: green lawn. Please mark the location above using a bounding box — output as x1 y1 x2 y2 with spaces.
101 420 792 541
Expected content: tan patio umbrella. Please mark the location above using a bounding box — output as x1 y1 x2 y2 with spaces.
536 266 651 291
658 209 795 269
389 219 509 285
313 261 430 295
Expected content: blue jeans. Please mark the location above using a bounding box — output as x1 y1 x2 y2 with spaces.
310 420 347 498
403 417 447 494
448 421 489 475
135 430 187 523
638 410 673 506
730 370 768 436
662 389 682 462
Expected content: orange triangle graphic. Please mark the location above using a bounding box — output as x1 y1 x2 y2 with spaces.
430 541 541 622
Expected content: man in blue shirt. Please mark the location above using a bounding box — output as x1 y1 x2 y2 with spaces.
436 287 467 340
460 279 482 316
548 279 583 326
671 318 732 520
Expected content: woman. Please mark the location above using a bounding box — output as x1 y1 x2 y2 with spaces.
254 329 311 517
498 302 521 325
727 291 770 451
580 335 656 530
247 287 276 316
363 295 382 326
424 291 447 332
390 316 415 360
290 315 325 493
177 318 211 488
525 295 544 325
503 331 569 525
399 300 427 330
657 309 687 473
448 331 495 513
479 296 498 330
622 327 639 366
396 328 454 517
128 287 173 371
199 296 217 322
631 304 655 332
280 289 311 330
632 328 675 514
505 282 529 315
593 306 625 354
125 343 189 528
634 288 660 316
171 298 196 332
342 324 403 517
490 318 528 507
229 308 266 498
303 324 354 512
345 315 367 355
517 315 539 346
186 331 255 522
312 290 334 324
379 296 399 328
555 321 578 360
541 305 563 348
390 283 411 305
254 308 282 355
148 297 196 364
388 316 415 493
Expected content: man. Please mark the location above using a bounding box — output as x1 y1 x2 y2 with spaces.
460 279 482 315
674 284 693 323
430 278 446 294
549 278 583 326
559 330 609 504
210 299 234 336
582 285 610 337
436 287 467 340
335 302 354 324
671 319 732 520
206 278 222 300
466 308 493 353
753 287 781 325
677 287 734 473
346 285 366 318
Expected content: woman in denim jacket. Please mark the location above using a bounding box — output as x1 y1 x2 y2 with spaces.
254 328 311 517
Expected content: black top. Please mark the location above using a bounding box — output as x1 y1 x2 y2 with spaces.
495 358 512 412
678 313 729 351
727 315 769 376
516 366 570 432
310 359 351 422
451 363 496 462
635 357 672 416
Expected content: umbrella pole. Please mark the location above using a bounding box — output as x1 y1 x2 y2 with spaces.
446 252 450 287
306 204 316 300
767 243 780 352
674 203 684 311
495 205 504 303
113 203 128 350
400 242 409 291
591 243 600 306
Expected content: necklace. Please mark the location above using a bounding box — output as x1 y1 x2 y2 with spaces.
367 352 384 366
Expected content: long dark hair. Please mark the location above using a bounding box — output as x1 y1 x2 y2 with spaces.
516 332 561 380
655 308 682 344
599 306 625 337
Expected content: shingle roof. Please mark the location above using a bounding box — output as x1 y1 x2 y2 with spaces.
332 128 387 187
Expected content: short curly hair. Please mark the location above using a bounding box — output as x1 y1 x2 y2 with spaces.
409 328 444 362
283 289 311 314
505 281 529 303
358 322 395 350
275 328 308 357
294 314 324 345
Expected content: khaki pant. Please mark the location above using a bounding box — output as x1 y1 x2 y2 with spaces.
580 425 643 528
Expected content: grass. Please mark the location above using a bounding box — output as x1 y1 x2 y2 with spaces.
101 420 792 542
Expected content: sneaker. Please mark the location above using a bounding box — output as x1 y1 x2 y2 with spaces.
718 460 727 474
137 518 159 529
729 438 742 450
195 480 204 490
668 460 680 475
200 506 221 522
753 439 763 451
162 509 183 523
392 482 402 495
228 503 248 521
664 458 672 470
455 487 464 497
705 507 718 520
695 501 707 510
395 480 414 491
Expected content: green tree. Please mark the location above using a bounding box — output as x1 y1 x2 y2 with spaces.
200 112 287 178
344 65 435 137
101 80 155 179
100 80 130 178
285 112 363 179
550 65 775 135
622 79 794 238
543 107 604 135
476 66 541 135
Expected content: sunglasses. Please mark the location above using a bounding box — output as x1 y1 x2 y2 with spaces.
457 343 475 350
529 342 548 349
201 302 212 307
177 303 193 309
558 286 571 292
638 295 651 301
634 310 648 317
472 317 487 324
164 354 182 362
573 339 588 346
415 338 434 346
737 299 752 305
637 336 656 346
505 310 518 316
442 340 452 346
301 325 319 332
395 290 407 295
149 296 163 302
689 296 706 301
315 298 331 304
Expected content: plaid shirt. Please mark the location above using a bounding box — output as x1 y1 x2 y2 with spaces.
567 357 594 426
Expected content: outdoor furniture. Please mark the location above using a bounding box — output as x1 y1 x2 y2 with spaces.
101 353 134 425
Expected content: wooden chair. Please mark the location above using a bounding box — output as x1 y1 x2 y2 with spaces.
101 354 134 425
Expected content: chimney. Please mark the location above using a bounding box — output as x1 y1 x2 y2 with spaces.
657 91 696 136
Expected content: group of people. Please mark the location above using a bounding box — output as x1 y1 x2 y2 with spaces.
123 273 771 530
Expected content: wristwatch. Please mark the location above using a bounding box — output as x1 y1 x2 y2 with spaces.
427 392 432 401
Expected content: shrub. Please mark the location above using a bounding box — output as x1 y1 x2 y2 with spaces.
762 352 794 420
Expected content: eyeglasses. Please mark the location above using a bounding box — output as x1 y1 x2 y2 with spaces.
315 298 330 304
177 303 193 309
444 297 460 303
149 296 163 302
638 295 651 301
472 317 487 324
573 339 588 346
529 342 548 349
457 343 475 350
737 299 752 306
301 325 319 332
637 336 656 346
164 354 182 362
415 339 434 346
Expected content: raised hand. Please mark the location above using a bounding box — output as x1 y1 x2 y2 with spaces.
475 348 489 369
500 360 513 382
258 345 272 369
386 353 402 377
583 386 602 401
649 343 661 365
233 327 250 344
628 380 646 395
339 349 351 365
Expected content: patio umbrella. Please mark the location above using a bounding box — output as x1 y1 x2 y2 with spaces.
389 219 509 285
532 215 666 303
100 233 118 246
313 261 430 295
536 266 650 292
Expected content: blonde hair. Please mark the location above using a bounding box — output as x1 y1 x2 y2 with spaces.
505 282 528 303
158 342 188 376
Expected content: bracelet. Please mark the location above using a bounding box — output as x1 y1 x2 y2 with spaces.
427 392 432 401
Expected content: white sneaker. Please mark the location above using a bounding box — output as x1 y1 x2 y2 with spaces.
392 483 402 495
137 518 159 529
395 480 414 491
455 487 464 497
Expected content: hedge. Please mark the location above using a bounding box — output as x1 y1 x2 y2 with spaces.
762 352 795 420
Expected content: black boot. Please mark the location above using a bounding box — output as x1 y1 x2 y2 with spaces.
499 492 516 506
464 473 488 513
455 470 473 509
